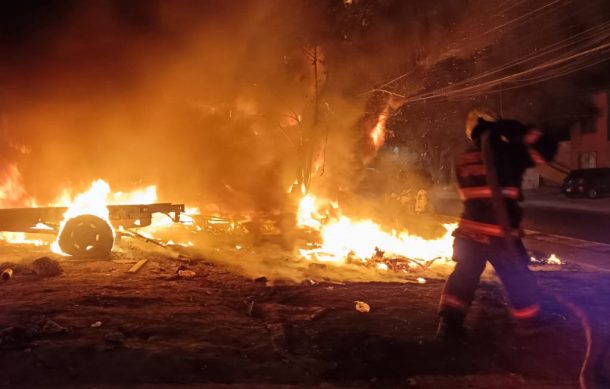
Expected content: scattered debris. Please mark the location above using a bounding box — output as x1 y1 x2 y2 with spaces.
246 300 256 316
176 256 192 263
36 317 68 334
173 264 197 279
254 303 326 321
529 252 564 265
0 326 30 347
0 262 29 275
177 269 196 278
104 331 126 345
90 321 102 328
110 259 138 265
267 323 288 358
1 268 13 281
127 259 148 274
31 257 62 277
354 300 370 313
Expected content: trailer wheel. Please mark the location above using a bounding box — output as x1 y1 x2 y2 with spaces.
58 215 114 259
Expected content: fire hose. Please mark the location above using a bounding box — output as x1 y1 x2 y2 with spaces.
480 131 599 389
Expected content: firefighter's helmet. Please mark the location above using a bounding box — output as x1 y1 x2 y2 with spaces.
465 108 499 140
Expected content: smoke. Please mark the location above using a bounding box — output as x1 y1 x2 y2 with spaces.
0 0 511 207
0 0 607 209
0 1 317 209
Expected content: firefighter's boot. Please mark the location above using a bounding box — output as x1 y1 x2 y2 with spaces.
436 312 467 343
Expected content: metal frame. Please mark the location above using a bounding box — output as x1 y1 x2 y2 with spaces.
0 203 185 233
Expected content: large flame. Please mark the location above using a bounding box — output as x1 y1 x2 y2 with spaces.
297 194 456 265
0 172 197 252
49 180 167 255
50 180 116 255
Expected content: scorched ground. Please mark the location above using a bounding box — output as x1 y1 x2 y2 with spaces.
0 238 608 388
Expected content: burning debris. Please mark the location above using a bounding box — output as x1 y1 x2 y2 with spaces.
0 164 461 284
1 268 12 281
530 252 564 266
0 172 566 287
0 179 191 259
295 193 456 272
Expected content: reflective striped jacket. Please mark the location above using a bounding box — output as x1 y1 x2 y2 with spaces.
455 119 558 240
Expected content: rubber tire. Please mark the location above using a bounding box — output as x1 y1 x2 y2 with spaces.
58 214 114 259
587 188 598 199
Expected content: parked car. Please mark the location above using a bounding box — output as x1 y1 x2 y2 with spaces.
561 168 610 198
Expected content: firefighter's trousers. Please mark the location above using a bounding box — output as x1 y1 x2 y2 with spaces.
440 237 541 320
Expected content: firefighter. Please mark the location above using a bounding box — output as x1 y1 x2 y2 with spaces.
437 108 558 341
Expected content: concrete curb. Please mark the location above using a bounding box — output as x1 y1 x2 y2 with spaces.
430 189 610 215
522 200 610 215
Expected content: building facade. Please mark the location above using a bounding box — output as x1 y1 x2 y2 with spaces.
564 90 610 169
526 90 609 189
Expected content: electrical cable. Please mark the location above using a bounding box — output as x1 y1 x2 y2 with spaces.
366 0 610 104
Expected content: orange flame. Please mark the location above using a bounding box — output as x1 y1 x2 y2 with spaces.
0 164 35 208
370 107 389 150
49 180 169 255
0 232 46 246
0 170 197 250
297 194 456 265
50 180 115 255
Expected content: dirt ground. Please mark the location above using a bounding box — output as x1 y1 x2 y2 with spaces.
0 241 609 389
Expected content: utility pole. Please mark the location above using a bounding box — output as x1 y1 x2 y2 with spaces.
301 45 321 193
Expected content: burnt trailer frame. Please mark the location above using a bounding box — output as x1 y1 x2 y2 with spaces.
0 203 185 258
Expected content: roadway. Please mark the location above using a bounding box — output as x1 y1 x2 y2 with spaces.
431 189 610 245
522 205 610 245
